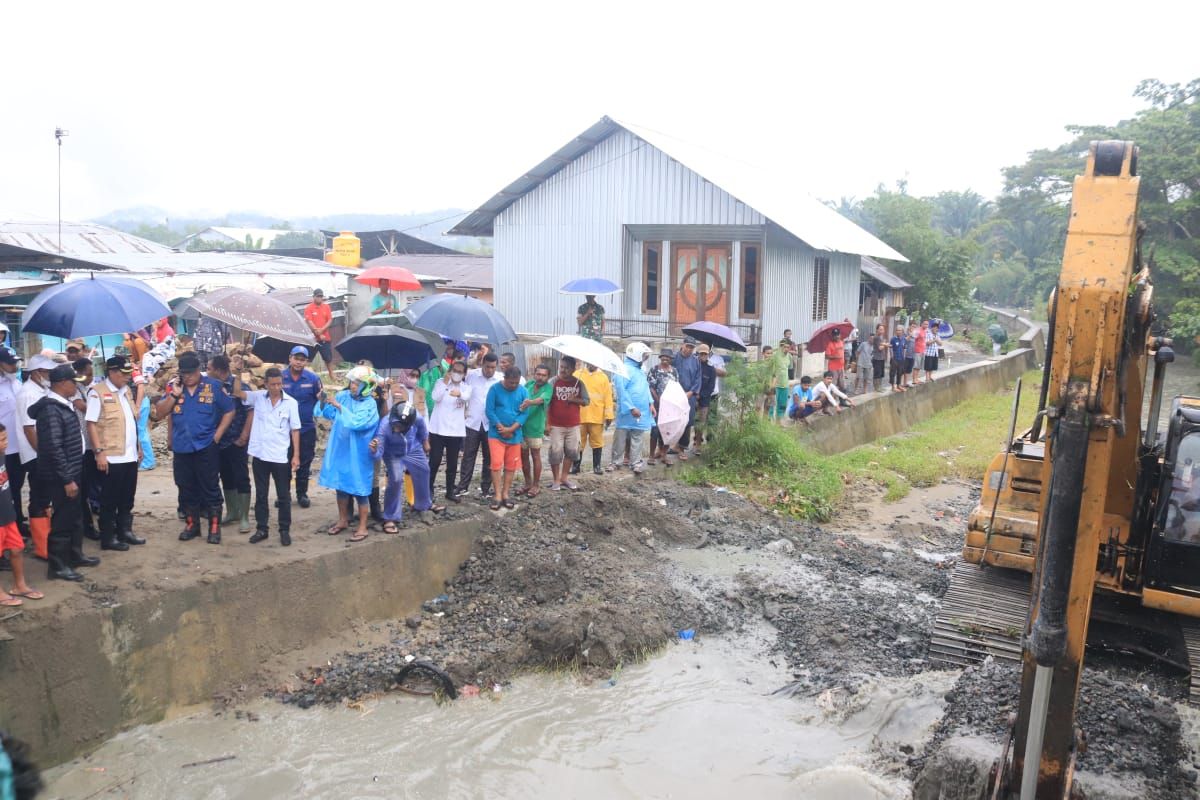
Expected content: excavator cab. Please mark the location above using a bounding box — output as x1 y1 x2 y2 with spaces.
1146 400 1200 592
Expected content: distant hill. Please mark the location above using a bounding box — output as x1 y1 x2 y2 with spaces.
92 207 487 252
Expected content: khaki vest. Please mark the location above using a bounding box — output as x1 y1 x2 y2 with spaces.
90 382 130 455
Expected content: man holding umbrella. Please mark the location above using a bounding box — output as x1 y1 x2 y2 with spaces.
576 295 605 342
282 346 323 508
154 353 235 544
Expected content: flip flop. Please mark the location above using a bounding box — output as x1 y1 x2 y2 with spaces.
348 531 369 542
0 595 21 607
382 522 400 534
502 499 515 510
489 500 502 511
430 504 446 514
527 488 541 499
513 486 529 497
9 589 43 600
327 523 348 535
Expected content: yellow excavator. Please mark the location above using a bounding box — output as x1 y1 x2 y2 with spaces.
930 140 1200 798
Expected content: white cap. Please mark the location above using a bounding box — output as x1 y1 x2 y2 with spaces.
26 354 57 372
625 342 651 361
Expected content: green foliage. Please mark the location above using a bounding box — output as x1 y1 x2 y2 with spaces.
269 230 323 249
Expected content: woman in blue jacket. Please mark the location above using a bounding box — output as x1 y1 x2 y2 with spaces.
319 366 381 541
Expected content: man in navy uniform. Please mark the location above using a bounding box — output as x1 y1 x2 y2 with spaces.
281 345 323 508
153 352 234 543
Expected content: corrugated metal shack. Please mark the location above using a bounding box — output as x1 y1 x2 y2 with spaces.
451 116 906 368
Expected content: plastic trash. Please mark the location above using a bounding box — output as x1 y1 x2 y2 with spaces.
678 629 695 640
460 684 480 698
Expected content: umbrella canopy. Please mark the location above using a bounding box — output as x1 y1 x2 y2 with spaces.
402 293 517 346
559 277 622 295
931 319 955 339
541 334 626 377
22 276 170 339
681 320 747 352
185 287 315 344
334 325 440 370
656 381 690 449
806 321 854 354
355 265 422 291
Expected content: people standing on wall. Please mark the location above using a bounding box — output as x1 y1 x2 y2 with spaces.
303 288 338 383
281 346 323 509
576 294 605 342
427 360 471 502
781 329 797 381
913 320 929 384
207 355 253 534
870 323 888 393
824 328 846 391
233 366 301 546
153 352 235 545
456 353 500 499
84 355 145 552
924 323 941 382
888 325 907 392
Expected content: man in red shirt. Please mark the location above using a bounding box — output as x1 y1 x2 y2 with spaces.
913 319 929 384
546 356 589 491
824 328 847 391
303 288 337 383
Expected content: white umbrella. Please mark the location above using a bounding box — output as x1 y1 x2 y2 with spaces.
542 334 627 377
656 381 690 449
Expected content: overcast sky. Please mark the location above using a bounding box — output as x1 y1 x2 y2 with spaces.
3 0 1196 224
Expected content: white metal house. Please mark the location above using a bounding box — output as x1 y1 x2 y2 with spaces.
450 116 906 359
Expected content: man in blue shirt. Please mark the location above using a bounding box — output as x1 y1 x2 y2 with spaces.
484 367 529 511
888 326 907 392
672 336 702 457
153 352 235 543
281 345 324 508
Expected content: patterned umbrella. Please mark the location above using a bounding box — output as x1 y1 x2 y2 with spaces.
183 287 315 343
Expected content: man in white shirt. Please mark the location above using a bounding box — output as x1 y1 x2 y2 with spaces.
0 348 28 537
17 354 56 556
85 356 144 551
813 371 853 415
232 365 301 546
456 353 501 498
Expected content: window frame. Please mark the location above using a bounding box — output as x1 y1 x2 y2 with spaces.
642 240 663 314
811 255 830 321
739 242 762 319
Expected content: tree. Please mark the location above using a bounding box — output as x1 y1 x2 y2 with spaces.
269 230 322 249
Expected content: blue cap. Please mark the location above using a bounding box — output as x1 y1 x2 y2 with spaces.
290 346 310 357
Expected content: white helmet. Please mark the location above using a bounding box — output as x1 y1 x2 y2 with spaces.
625 342 651 362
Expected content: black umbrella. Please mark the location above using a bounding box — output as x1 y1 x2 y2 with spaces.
681 321 748 352
402 294 517 346
334 325 440 370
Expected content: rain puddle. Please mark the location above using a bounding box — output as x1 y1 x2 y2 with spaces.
45 630 951 799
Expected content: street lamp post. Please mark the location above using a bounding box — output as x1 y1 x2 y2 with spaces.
55 126 69 251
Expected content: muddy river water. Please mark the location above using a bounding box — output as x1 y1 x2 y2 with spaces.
45 626 952 799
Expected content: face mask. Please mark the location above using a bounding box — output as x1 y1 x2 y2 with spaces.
451 373 464 383
399 373 418 390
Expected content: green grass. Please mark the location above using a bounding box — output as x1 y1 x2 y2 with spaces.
684 370 1041 520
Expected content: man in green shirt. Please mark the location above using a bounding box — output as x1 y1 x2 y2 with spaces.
577 295 604 342
773 340 792 419
417 358 446 416
518 364 553 497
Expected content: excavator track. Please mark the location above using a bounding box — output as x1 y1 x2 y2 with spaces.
1180 620 1200 705
930 561 1030 667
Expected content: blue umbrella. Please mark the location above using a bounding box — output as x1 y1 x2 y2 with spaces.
402 294 517 346
559 277 622 295
334 325 440 370
22 275 170 339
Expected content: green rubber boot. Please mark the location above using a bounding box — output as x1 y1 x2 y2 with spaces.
221 490 238 525
238 492 252 534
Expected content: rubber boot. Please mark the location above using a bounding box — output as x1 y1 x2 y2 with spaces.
369 488 384 524
207 510 221 544
47 540 83 582
100 518 129 552
238 492 252 534
118 511 146 546
69 527 101 567
569 458 581 475
221 490 239 525
179 511 200 541
592 448 603 475
278 527 291 547
29 516 50 560
296 479 310 509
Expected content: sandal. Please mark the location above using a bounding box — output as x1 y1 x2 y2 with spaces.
489 500 502 511
526 488 541 499
382 522 400 534
0 594 21 607
348 531 369 542
430 504 446 514
328 522 349 535
513 487 528 497
8 589 43 600
502 499 516 510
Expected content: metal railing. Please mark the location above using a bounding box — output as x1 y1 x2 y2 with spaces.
602 317 761 345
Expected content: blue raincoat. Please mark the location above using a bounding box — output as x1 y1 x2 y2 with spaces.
317 390 380 497
612 356 653 431
371 414 432 518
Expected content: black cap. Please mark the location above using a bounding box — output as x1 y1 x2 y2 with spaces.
659 349 674 359
682 336 697 346
49 364 76 384
178 353 201 373
312 288 325 297
0 348 18 366
106 355 133 373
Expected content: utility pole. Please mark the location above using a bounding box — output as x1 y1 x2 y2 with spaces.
55 126 69 251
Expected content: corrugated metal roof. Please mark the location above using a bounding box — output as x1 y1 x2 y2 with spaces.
449 116 907 262
861 256 912 289
0 219 173 260
365 254 493 291
176 227 301 249
57 251 359 277
0 274 60 298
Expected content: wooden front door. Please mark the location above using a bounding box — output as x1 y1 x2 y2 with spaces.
671 244 730 331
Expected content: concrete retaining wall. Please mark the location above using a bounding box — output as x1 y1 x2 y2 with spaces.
983 305 1046 362
800 349 1038 454
0 521 481 766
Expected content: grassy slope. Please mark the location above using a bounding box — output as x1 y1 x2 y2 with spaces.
684 370 1042 521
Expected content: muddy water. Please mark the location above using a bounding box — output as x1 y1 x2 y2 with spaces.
44 630 951 799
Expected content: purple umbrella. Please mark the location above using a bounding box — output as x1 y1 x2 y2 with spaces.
681 321 747 352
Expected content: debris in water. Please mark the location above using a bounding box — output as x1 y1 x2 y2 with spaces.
460 684 480 698
180 755 237 769
678 629 695 640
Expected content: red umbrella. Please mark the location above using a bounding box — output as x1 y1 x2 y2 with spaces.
807 321 854 354
355 265 422 291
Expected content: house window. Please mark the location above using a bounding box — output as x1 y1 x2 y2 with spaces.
643 241 662 313
740 243 761 318
811 256 830 320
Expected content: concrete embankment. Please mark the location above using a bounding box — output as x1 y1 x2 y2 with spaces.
0 519 481 766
